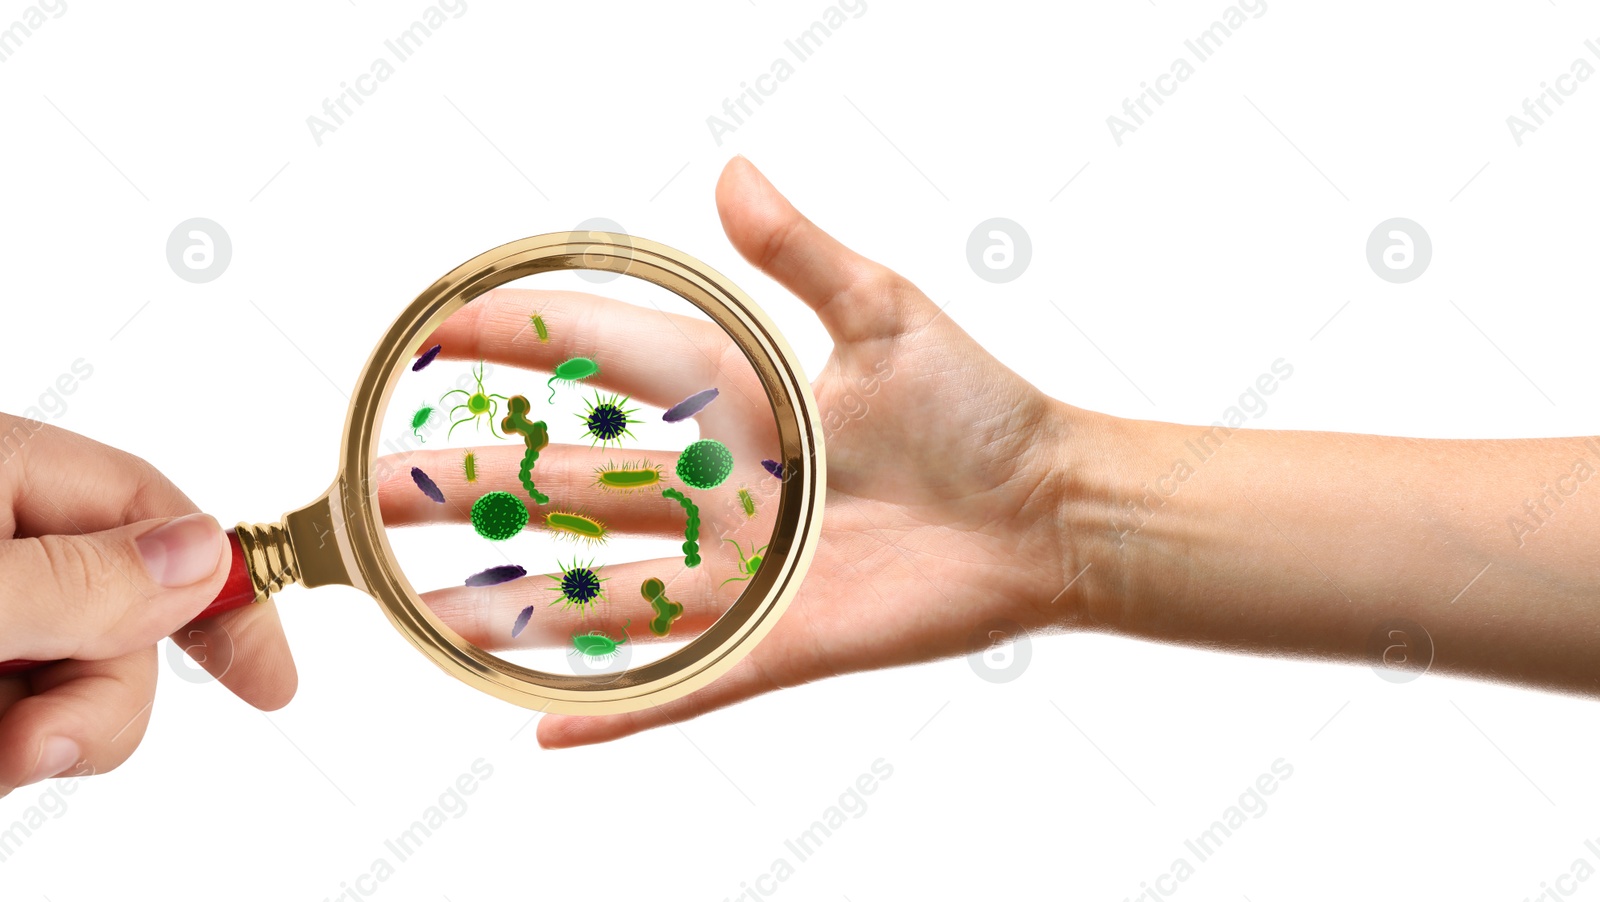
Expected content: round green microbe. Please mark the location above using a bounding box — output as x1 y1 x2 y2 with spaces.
471 491 529 541
676 439 734 490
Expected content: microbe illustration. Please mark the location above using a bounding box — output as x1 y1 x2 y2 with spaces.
661 487 701 568
577 392 639 449
441 360 510 440
570 619 630 663
500 394 550 505
410 404 436 441
412 343 442 372
719 538 769 589
761 459 785 481
511 605 534 638
593 459 663 493
544 509 609 546
465 564 526 587
641 577 684 637
411 467 445 504
737 486 756 519
662 387 719 423
548 559 608 614
676 439 734 490
462 450 478 483
471 491 528 542
547 356 599 403
530 312 549 343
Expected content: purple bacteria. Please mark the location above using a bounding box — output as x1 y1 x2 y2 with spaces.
411 467 445 503
466 564 526 587
511 605 534 638
761 459 784 481
662 387 719 422
412 343 443 371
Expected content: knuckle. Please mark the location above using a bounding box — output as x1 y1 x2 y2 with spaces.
756 215 804 274
32 535 107 619
710 339 750 394
870 264 912 297
844 262 903 300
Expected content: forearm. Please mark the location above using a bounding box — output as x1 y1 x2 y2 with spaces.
1064 406 1600 694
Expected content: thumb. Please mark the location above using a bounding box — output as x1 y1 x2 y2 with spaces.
715 154 926 344
0 513 230 662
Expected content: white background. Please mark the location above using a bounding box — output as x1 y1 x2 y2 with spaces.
3 1 1599 899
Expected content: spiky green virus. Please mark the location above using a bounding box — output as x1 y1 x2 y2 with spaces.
676 439 734 490
577 392 639 449
471 491 528 541
548 559 608 614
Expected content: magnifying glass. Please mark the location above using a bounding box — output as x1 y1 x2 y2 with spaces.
0 232 826 716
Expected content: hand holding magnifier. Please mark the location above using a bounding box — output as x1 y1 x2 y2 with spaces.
1 231 827 716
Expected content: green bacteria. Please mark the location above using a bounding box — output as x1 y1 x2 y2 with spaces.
570 620 629 663
738 486 756 519
410 403 435 441
462 450 478 483
441 360 509 440
547 356 599 403
593 459 663 493
471 491 528 541
661 487 701 568
641 578 684 637
577 392 639 449
500 394 550 505
543 509 608 546
676 439 734 490
530 311 549 343
549 559 608 614
719 538 769 589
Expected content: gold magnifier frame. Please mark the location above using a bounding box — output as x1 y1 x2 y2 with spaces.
233 232 825 715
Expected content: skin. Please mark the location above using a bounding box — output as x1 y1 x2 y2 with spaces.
375 156 1600 749
0 422 296 796
7 156 1596 777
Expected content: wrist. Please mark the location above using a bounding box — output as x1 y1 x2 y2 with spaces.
1030 403 1172 636
1024 401 1113 631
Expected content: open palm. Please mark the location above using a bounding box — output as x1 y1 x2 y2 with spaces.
377 157 1080 747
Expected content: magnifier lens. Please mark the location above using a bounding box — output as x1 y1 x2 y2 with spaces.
371 267 784 681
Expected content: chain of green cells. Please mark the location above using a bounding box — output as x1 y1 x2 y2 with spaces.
661 487 701 567
500 395 550 505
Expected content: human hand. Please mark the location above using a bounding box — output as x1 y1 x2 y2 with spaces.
0 420 298 795
537 158 1088 745
374 156 1087 747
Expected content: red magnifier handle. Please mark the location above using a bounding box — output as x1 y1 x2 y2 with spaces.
0 528 261 678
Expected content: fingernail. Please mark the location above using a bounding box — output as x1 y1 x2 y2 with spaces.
21 736 81 787
137 513 224 588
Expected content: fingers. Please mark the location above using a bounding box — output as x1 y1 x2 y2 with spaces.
172 602 299 711
0 418 299 713
0 418 198 539
421 556 730 651
537 649 790 749
419 288 745 411
715 155 930 345
0 648 158 796
378 444 691 536
0 513 230 662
